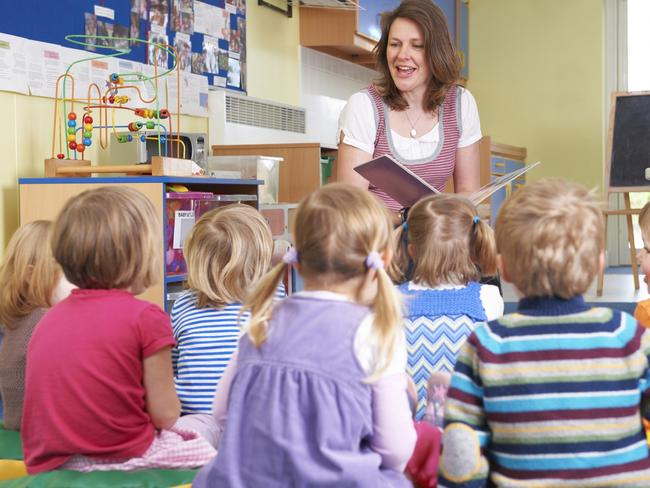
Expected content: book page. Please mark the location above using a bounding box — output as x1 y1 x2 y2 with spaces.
469 161 541 205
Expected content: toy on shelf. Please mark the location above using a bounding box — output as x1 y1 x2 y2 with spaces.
46 34 201 177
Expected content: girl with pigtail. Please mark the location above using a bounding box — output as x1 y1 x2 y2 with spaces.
193 183 416 487
389 193 503 427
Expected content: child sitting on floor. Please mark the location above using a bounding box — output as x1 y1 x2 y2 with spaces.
0 221 72 431
440 179 650 487
390 194 502 426
171 204 276 415
192 183 416 486
21 187 215 474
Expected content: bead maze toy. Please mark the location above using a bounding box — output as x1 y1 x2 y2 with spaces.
46 34 197 177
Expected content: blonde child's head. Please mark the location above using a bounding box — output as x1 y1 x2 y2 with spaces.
0 221 61 328
389 194 496 285
52 186 160 294
495 178 603 299
184 204 273 308
245 183 402 377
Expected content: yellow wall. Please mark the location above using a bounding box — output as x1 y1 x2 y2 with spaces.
468 0 604 191
246 3 300 106
0 1 301 251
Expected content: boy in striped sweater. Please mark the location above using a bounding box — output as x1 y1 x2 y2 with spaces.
439 179 650 487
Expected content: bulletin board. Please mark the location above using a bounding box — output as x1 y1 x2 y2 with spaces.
0 0 246 92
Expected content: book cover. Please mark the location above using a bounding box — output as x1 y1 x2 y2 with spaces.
354 155 540 208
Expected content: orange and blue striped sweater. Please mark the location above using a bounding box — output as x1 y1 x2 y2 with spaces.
439 296 650 488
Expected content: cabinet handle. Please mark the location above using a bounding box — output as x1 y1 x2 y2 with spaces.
494 162 505 168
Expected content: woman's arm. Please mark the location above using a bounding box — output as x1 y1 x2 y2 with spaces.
143 346 181 430
336 139 372 189
453 140 481 194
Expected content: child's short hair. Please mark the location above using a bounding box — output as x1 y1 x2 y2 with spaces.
495 178 603 298
184 204 273 308
52 186 160 291
0 221 60 328
639 202 650 238
390 194 496 285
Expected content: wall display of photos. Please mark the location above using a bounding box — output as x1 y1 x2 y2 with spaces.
0 0 246 93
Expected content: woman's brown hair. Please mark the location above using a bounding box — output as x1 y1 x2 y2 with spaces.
373 0 461 112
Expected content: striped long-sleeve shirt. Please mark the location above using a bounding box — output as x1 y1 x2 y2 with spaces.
439 296 650 488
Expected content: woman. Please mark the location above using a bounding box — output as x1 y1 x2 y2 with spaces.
337 0 482 213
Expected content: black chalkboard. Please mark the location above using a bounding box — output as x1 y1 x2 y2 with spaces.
608 92 650 191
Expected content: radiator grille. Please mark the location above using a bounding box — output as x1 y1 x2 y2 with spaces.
225 94 306 134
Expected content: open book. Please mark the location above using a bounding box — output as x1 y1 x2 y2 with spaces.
354 155 541 208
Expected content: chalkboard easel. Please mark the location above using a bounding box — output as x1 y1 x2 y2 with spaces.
598 91 650 295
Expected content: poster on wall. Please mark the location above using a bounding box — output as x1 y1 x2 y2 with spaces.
174 32 192 71
148 30 169 68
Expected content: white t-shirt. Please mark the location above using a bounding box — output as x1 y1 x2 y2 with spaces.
338 87 482 160
407 281 504 321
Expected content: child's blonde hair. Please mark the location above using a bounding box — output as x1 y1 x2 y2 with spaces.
0 221 61 328
389 194 497 285
245 183 403 377
184 204 273 308
52 186 160 291
495 178 603 298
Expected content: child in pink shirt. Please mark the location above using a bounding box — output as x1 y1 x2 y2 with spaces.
21 186 215 474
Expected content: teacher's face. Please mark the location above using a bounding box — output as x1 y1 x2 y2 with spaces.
386 17 431 97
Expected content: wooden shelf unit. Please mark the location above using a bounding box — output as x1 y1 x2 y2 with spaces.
212 143 322 203
19 176 262 310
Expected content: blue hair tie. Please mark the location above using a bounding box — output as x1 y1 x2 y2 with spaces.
473 215 480 225
402 222 408 231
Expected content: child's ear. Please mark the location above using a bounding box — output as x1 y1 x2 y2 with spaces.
407 243 416 260
381 249 393 268
496 254 511 283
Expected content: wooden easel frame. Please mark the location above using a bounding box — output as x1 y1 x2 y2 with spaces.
597 91 650 295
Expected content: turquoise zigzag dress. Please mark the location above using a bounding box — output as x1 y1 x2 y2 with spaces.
399 281 488 424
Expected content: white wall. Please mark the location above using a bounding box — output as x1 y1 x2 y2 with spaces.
300 47 375 148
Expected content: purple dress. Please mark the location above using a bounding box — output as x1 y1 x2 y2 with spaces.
192 295 412 487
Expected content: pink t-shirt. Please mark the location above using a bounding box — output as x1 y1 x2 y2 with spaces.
22 289 175 474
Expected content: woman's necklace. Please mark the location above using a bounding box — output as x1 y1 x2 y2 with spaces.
404 109 424 138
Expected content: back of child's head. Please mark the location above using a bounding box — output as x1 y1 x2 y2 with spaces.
245 183 402 376
184 204 273 308
0 221 60 328
52 186 160 292
390 194 496 285
495 178 603 299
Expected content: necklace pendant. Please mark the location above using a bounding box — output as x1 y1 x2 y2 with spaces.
410 128 417 138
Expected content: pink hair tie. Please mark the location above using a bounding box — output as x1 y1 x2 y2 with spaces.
282 247 299 265
365 251 384 270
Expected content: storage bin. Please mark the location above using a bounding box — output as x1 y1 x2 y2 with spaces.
165 192 257 275
206 155 283 204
